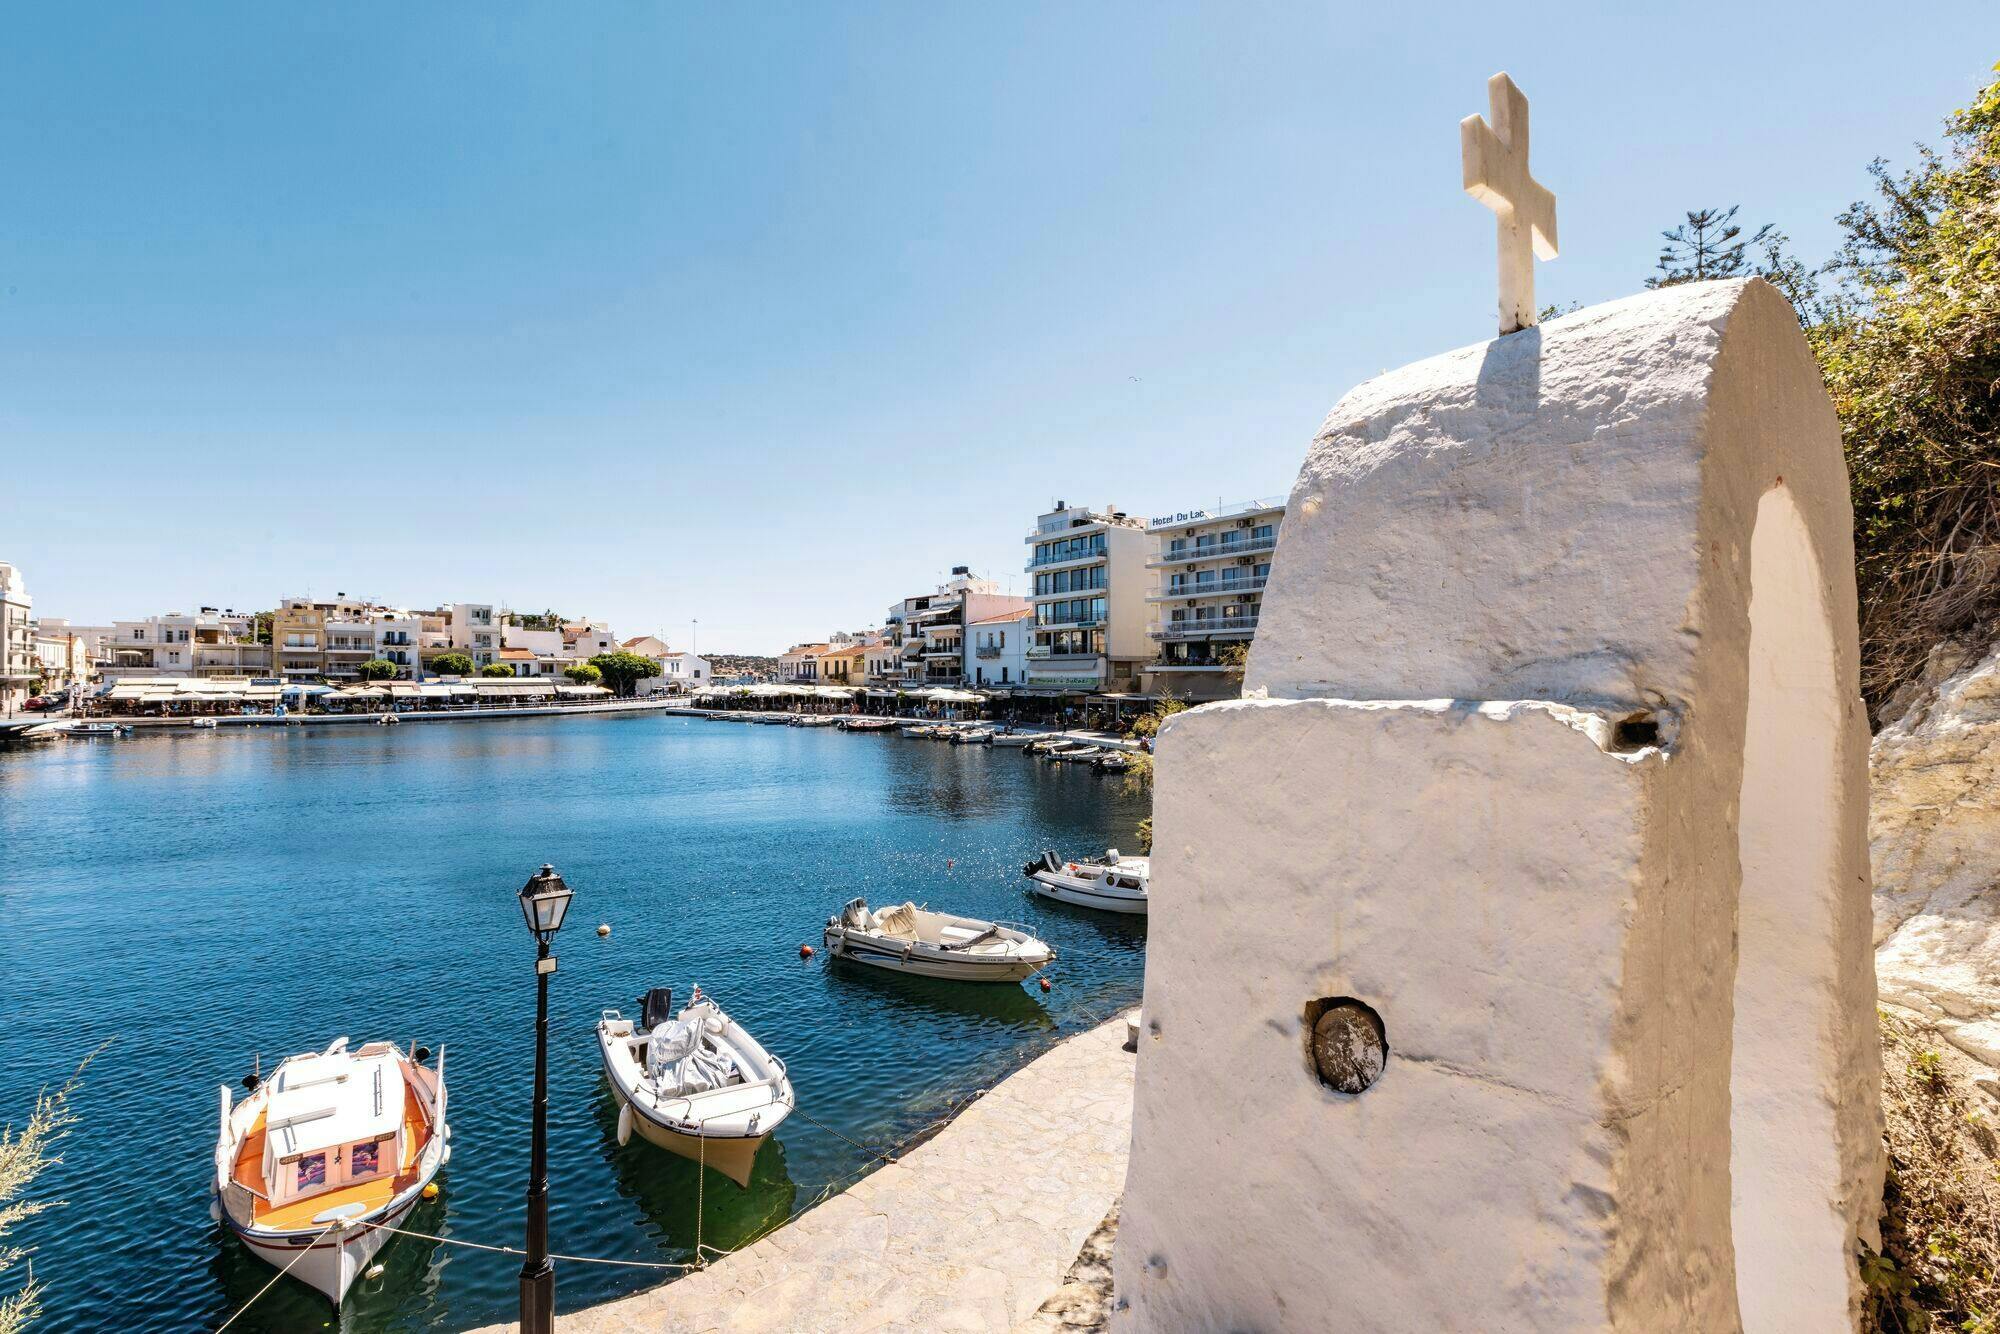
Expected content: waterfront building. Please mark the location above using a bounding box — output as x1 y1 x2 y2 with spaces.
324 610 421 679
864 637 902 687
564 621 618 659
655 652 709 689
893 568 1028 689
447 603 501 667
33 628 91 691
1023 503 1150 696
619 635 674 659
1142 495 1286 701
778 643 830 684
1 563 35 711
817 641 868 686
967 607 1032 689
103 608 269 680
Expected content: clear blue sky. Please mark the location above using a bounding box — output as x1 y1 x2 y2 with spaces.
4 6 1991 654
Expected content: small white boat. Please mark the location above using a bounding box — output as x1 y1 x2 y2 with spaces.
901 724 939 738
1027 737 1085 756
949 728 994 745
597 988 794 1187
211 1038 449 1305
823 899 1055 983
375 714 399 726
989 732 1035 747
1046 746 1108 764
190 718 219 730
1094 753 1135 773
69 722 124 737
1024 849 1150 915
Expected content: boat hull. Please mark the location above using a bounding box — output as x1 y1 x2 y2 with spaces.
611 1089 771 1187
823 926 1046 982
222 1176 426 1305
1027 871 1148 915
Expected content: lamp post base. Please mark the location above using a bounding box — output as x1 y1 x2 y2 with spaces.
519 1260 554 1334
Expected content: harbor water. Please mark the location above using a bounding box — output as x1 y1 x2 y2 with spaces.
0 714 1150 1331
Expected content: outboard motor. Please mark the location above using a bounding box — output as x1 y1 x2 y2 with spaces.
1024 852 1058 878
639 987 675 1032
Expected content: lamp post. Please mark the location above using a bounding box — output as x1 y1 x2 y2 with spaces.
516 863 574 1334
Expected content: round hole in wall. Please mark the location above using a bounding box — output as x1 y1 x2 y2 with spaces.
1304 997 1387 1094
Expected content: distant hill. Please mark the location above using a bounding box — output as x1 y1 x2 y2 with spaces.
704 653 779 680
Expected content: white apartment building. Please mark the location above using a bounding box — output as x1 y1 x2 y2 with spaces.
447 603 501 666
1 563 36 712
1023 503 1151 696
323 611 421 679
563 621 618 660
966 608 1031 689
1143 496 1285 700
650 652 710 692
892 568 1027 689
103 608 269 679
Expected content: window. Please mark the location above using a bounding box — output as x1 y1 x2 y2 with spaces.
296 1152 327 1191
1253 523 1275 542
351 1139 383 1178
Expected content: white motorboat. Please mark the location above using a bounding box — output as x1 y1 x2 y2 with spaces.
211 1037 449 1305
1028 737 1087 757
949 728 994 745
190 718 218 730
597 987 794 1187
989 732 1035 747
1093 753 1136 773
1047 746 1108 764
1024 849 1150 915
901 724 939 738
375 714 399 726
823 899 1055 983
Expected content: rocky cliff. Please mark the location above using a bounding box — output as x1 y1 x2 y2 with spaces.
1872 641 2000 1069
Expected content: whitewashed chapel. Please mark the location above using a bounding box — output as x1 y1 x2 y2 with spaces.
1117 75 1883 1332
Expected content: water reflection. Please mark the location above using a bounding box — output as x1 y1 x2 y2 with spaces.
821 954 1058 1029
590 1086 799 1261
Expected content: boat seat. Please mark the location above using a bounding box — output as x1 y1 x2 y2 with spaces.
939 924 999 950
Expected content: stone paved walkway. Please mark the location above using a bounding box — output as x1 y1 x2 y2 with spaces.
474 1016 1133 1334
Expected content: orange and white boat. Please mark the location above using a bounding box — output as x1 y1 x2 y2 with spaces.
210 1037 449 1304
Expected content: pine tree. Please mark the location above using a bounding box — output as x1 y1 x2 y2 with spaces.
1646 206 1773 287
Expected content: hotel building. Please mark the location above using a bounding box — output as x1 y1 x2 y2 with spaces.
1023 503 1150 696
1142 495 1285 700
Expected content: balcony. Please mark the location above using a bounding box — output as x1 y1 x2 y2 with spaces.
1027 547 1108 571
1149 616 1262 639
1150 575 1268 602
923 646 962 658
974 645 1002 659
1030 616 1101 632
1147 534 1279 568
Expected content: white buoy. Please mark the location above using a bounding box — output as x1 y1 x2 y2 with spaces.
616 1101 633 1146
365 1263 385 1281
597 923 611 937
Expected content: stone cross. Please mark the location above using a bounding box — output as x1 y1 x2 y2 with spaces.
1461 72 1558 335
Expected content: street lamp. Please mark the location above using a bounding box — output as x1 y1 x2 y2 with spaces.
517 863 572 1334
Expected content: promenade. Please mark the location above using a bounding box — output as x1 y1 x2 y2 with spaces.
470 1016 1134 1334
